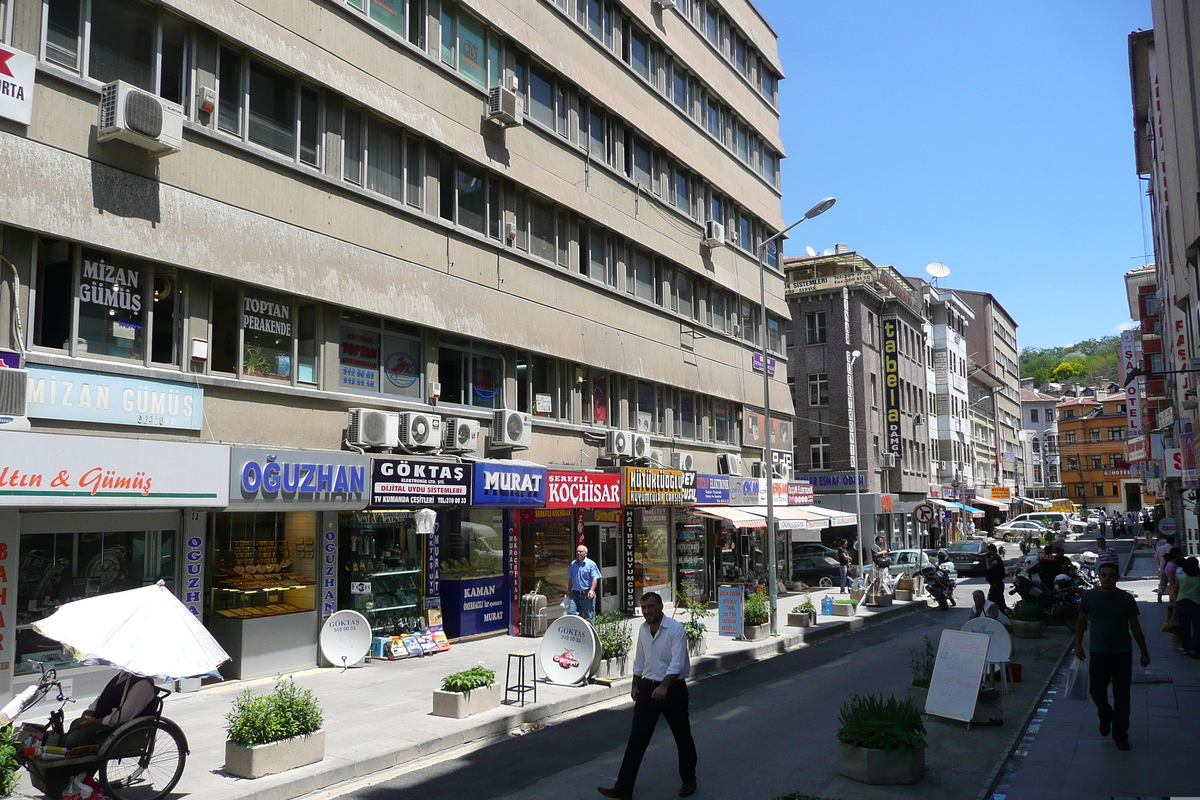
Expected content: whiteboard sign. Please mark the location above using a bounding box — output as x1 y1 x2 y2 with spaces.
924 629 991 723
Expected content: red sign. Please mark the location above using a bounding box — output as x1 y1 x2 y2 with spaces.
544 471 622 508
1126 435 1150 463
788 482 814 505
881 494 894 512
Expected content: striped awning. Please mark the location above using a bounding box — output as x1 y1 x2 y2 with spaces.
692 506 767 528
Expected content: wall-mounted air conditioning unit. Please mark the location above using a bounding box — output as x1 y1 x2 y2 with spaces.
442 417 480 453
881 453 898 468
605 430 634 458
397 412 441 449
649 448 666 467
98 81 184 156
0 369 30 431
702 220 725 248
750 461 770 478
486 85 523 127
773 462 792 481
492 409 532 448
347 408 399 449
631 433 650 461
671 452 695 471
718 453 744 476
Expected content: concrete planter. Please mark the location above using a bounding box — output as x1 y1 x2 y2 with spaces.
832 603 857 617
786 611 816 628
687 637 707 657
848 588 865 604
225 730 325 779
895 589 914 602
743 622 770 641
868 593 893 607
906 685 928 710
1009 619 1045 639
598 656 631 681
837 742 925 785
431 683 501 719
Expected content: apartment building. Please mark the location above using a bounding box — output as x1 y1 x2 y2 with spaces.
1058 393 1134 514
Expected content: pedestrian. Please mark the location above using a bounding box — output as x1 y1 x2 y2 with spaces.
1155 534 1175 602
984 543 1008 613
1072 562 1151 751
1095 536 1120 570
969 589 1002 620
1127 510 1142 540
568 545 602 623
835 538 852 594
1163 545 1185 649
1037 541 1067 609
1170 556 1200 658
1098 509 1108 536
598 592 697 799
870 536 890 594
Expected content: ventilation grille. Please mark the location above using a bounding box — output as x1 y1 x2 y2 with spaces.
0 369 29 417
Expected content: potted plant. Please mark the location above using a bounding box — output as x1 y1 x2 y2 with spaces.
906 635 936 707
742 588 770 640
1008 599 1046 639
832 598 857 617
836 694 926 785
676 587 711 657
432 665 500 718
595 613 634 678
787 592 818 628
225 676 325 779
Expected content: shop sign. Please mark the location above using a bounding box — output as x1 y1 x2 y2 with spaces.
321 523 337 619
622 467 688 506
728 478 787 506
370 458 471 507
718 585 743 637
881 494 894 512
441 576 507 638
0 45 34 125
183 533 204 617
0 512 12 690
742 411 793 450
0 431 228 507
1126 435 1150 463
27 365 204 431
1160 406 1176 432
1119 330 1137 384
882 316 901 456
929 484 942 498
696 474 731 504
507 517 519 635
426 526 440 598
682 470 697 503
1165 449 1184 478
229 448 369 509
990 487 1011 501
795 472 865 491
593 509 622 523
786 268 877 296
623 512 637 611
1126 380 1142 436
242 291 291 337
544 471 622 508
751 353 777 376
787 481 813 505
472 462 546 506
942 486 961 499
1184 430 1198 488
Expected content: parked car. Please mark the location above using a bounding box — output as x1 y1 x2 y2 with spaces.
884 549 936 576
1010 512 1088 535
791 543 838 558
993 520 1047 542
791 555 842 588
946 541 989 577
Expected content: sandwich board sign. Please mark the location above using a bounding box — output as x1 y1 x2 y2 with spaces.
924 629 991 725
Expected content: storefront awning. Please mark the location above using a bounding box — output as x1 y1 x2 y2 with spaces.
950 501 985 517
927 498 956 509
968 496 1008 510
741 506 818 530
1016 496 1052 508
692 506 767 528
795 505 858 528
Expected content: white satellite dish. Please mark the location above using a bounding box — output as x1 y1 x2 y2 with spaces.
925 261 951 279
319 610 372 669
805 246 817 257
822 248 836 256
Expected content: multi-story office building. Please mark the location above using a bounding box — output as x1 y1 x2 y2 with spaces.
0 0 791 692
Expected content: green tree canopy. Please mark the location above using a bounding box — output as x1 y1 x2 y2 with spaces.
1049 361 1085 382
1020 336 1125 387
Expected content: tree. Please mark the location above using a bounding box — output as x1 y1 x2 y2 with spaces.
1050 361 1085 382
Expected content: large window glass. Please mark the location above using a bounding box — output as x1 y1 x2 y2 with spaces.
339 312 423 399
529 197 556 262
88 0 154 90
210 281 317 385
457 14 486 87
369 0 406 37
457 163 487 233
630 30 649 79
439 339 503 409
242 289 294 381
78 252 142 360
248 60 295 156
528 68 555 128
633 251 654 302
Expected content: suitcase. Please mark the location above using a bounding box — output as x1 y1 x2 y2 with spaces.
520 592 548 637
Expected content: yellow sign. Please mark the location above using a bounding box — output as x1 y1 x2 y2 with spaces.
622 468 688 506
1047 499 1074 512
990 487 1011 501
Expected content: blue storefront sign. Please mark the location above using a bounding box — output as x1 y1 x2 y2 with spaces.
26 364 204 430
795 472 866 490
439 575 508 638
472 461 547 506
695 474 731 505
229 447 370 509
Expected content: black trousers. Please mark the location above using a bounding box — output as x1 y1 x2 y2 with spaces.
1089 651 1132 744
987 577 1008 611
615 678 697 791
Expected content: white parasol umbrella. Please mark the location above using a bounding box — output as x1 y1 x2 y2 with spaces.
33 580 230 680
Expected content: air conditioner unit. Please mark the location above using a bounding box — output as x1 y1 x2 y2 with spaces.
605 430 634 458
773 462 792 481
750 461 769 478
0 369 30 431
492 409 532 448
443 417 480 454
653 0 675 7
648 448 666 467
671 452 695 471
702 220 725 248
718 453 744 476
881 453 898 468
347 408 399 449
397 412 441 449
631 432 651 461
486 85 523 127
97 81 184 156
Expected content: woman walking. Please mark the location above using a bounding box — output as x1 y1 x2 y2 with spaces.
1171 556 1200 658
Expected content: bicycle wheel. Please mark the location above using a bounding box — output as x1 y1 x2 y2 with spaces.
99 718 187 800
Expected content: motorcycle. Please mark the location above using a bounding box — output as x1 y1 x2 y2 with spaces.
1009 565 1085 630
918 563 957 610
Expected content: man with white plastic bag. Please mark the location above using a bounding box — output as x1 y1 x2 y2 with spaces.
1063 656 1088 701
1072 562 1151 751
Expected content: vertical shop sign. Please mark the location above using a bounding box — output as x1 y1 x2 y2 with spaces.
321 522 337 620
183 519 204 617
623 511 637 612
0 509 16 695
576 510 585 547
507 515 519 635
882 316 901 456
426 527 441 598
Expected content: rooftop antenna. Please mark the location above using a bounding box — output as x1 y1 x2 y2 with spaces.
925 261 951 289
805 246 817 257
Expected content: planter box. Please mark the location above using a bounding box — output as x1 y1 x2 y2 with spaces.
432 683 501 719
225 730 325 779
837 742 925 785
895 589 913 601
786 611 816 628
599 655 631 680
1009 619 1045 639
848 589 865 604
906 685 928 711
832 603 857 617
743 622 770 641
896 577 913 591
867 593 893 607
688 637 707 658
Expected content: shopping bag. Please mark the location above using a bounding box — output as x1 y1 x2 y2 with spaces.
1163 607 1179 633
1063 656 1089 701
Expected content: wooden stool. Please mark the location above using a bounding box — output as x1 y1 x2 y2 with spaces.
505 651 537 707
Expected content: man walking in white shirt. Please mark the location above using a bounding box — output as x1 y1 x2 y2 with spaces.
599 592 697 799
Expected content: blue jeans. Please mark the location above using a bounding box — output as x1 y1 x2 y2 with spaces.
839 565 849 593
569 591 595 623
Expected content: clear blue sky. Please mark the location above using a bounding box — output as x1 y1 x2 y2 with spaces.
755 0 1153 350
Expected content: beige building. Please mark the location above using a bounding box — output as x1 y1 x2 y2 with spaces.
0 0 787 688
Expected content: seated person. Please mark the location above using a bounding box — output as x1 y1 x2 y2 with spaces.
64 671 156 748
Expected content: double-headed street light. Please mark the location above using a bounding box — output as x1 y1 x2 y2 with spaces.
758 196 836 636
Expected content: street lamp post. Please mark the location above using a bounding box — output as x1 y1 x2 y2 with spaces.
758 196 835 636
848 349 865 573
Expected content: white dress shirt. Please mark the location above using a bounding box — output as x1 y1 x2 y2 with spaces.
632 615 690 682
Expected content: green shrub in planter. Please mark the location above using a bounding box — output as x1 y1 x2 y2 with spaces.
1009 599 1045 622
226 676 324 747
441 666 496 695
595 613 634 660
795 592 817 616
0 725 20 796
836 694 926 750
909 635 936 689
677 586 712 646
744 588 769 626
833 599 855 605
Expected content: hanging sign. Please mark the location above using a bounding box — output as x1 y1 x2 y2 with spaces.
370 458 471 507
26 365 204 431
471 461 546 506
0 45 35 125
544 471 622 508
882 316 901 456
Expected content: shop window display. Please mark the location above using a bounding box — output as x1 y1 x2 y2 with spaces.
675 510 706 603
16 529 175 674
208 512 317 620
441 509 507 638
338 511 424 634
635 508 671 598
518 509 574 611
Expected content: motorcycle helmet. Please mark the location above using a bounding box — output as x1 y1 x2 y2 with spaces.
1054 573 1073 588
937 549 949 563
1080 552 1098 566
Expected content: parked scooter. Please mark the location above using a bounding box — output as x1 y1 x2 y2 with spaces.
918 562 957 610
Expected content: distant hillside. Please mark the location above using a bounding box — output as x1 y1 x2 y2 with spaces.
1019 335 1124 388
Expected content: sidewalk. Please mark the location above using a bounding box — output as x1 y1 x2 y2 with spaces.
12 588 925 800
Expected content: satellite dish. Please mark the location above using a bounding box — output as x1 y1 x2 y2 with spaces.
540 616 601 685
925 261 951 279
822 248 836 256
320 610 372 669
805 246 817 257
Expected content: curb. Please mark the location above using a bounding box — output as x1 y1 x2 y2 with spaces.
224 600 929 800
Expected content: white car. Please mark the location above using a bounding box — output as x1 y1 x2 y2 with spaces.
1010 512 1087 535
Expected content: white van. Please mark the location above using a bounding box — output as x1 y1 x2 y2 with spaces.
1011 511 1087 535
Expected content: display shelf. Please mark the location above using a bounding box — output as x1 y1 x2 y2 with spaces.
367 603 419 613
366 569 422 578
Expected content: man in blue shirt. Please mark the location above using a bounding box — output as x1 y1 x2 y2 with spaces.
568 545 602 623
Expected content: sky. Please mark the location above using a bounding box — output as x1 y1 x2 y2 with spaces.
754 0 1153 350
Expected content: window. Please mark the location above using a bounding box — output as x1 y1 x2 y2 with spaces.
810 436 831 470
1030 408 1039 423
1032 438 1041 453
1108 426 1124 440
210 280 318 384
808 374 829 407
1033 464 1042 483
1111 483 1119 497
633 250 654 302
529 196 556 261
217 48 323 165
1066 456 1080 471
1064 431 1077 444
528 67 555 128
1091 455 1102 470
1092 483 1105 498
630 137 651 188
767 316 782 354
870 374 878 408
629 29 649 79
516 353 567 420
439 338 503 409
1046 408 1054 422
339 312 422 399
806 312 827 345
1109 455 1123 468
456 14 487 87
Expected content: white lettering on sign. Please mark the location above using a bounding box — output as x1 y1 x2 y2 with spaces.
0 46 36 125
80 258 142 314
242 296 292 337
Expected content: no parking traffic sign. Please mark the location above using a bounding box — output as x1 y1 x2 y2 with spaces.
914 503 935 525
